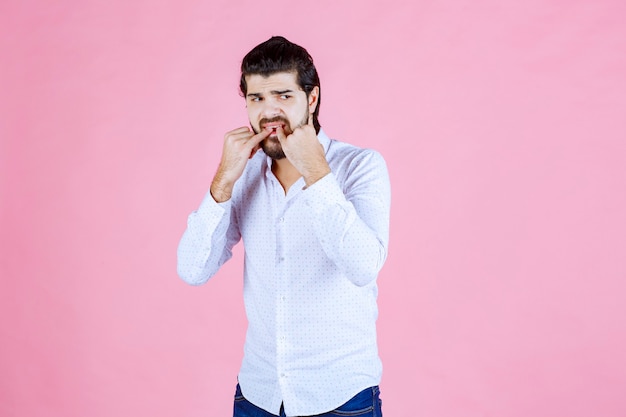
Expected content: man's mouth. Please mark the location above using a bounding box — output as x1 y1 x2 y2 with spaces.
260 118 288 136
262 123 284 134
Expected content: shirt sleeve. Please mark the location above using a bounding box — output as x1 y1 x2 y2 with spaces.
304 150 391 287
176 190 241 285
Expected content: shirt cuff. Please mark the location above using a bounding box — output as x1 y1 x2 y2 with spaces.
189 189 232 238
197 189 231 217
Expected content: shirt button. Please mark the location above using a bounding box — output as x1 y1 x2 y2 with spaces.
279 217 285 223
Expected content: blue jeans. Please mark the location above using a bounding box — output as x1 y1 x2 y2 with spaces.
233 384 383 417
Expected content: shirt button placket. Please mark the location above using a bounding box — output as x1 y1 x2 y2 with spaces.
276 210 288 386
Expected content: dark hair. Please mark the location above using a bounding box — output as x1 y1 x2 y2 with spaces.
240 36 321 133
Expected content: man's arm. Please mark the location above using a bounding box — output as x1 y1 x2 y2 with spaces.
176 194 239 285
176 127 269 285
305 150 391 287
277 119 390 286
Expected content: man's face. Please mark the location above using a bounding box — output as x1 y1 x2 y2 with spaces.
245 71 319 160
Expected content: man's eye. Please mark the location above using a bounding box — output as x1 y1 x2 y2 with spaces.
251 97 262 102
280 95 290 100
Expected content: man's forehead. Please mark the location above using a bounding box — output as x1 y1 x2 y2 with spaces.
245 71 301 92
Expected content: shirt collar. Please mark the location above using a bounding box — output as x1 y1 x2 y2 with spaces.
318 129 331 153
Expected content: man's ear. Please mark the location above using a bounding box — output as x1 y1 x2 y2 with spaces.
308 86 320 114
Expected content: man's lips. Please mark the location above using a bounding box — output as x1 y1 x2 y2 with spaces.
261 123 286 137
262 122 285 131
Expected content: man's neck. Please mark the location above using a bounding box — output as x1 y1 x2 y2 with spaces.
272 158 301 194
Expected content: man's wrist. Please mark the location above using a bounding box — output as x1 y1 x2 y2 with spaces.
210 181 233 203
304 166 331 187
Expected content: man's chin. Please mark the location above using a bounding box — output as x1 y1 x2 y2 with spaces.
261 136 279 147
260 139 286 160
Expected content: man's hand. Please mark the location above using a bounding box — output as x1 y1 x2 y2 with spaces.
211 127 270 202
276 115 331 186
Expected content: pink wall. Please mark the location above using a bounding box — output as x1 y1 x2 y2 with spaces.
2 1 625 416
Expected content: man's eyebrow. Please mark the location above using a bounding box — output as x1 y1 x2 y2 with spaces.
271 89 294 95
247 89 295 98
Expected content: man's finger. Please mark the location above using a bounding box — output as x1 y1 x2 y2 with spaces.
227 126 252 136
246 130 269 158
276 126 287 142
249 128 271 145
249 144 261 159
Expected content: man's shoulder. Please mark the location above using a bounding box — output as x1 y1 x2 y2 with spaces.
327 137 386 169
324 136 388 192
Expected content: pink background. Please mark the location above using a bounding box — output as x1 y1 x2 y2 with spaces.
2 1 625 416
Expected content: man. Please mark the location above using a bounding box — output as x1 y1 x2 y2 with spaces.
177 36 390 417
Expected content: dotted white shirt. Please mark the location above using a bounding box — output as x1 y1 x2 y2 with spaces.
177 130 391 416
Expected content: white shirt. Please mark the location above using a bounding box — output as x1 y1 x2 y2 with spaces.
177 130 391 416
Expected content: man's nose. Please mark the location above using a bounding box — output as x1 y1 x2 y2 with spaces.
260 98 282 118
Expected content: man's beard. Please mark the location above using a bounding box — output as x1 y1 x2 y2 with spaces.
253 111 309 160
